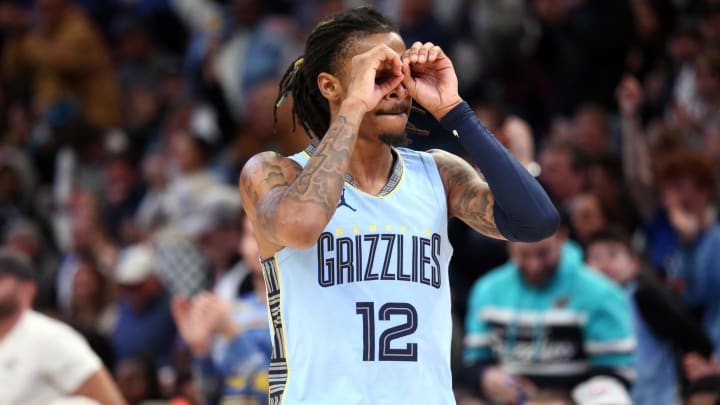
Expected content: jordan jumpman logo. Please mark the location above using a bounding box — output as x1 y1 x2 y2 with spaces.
337 188 357 212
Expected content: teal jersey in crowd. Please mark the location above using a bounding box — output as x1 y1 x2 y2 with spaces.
464 243 635 388
260 147 455 405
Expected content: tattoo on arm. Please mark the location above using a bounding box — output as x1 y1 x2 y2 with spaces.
283 116 356 220
240 116 358 242
434 153 504 239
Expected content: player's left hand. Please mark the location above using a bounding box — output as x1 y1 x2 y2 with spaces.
401 42 462 120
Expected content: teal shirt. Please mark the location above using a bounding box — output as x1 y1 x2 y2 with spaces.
464 242 634 386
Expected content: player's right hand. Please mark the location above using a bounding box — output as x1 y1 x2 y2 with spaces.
345 44 404 113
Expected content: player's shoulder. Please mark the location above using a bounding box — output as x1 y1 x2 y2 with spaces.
424 148 474 174
239 151 303 184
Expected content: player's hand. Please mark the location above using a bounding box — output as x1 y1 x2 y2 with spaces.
401 42 462 120
345 44 404 113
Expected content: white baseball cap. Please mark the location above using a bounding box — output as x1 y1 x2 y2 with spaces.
114 244 155 285
571 376 633 405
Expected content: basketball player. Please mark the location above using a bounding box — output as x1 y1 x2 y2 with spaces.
238 7 559 404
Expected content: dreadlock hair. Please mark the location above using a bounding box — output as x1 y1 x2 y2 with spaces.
274 7 398 140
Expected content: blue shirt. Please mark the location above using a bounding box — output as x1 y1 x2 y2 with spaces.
112 293 177 366
668 223 720 354
195 291 271 405
626 281 678 405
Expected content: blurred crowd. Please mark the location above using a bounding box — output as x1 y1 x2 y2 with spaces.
0 0 720 404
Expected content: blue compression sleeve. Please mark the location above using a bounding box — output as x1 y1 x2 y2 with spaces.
439 102 559 242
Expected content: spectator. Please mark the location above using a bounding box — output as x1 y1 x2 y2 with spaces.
162 106 223 232
56 189 118 314
68 252 117 337
100 150 147 245
567 192 607 246
586 155 641 233
172 215 270 405
0 248 125 405
538 140 588 208
658 151 720 352
585 226 715 405
571 104 613 158
114 355 164 405
111 244 177 367
462 227 634 404
3 218 59 311
2 0 121 129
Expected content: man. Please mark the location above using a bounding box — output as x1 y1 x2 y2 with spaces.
2 0 121 129
586 226 714 405
658 150 720 353
111 244 177 367
462 229 634 404
238 6 558 404
537 140 588 208
0 248 125 405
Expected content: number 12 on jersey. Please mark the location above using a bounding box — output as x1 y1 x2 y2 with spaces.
355 302 418 362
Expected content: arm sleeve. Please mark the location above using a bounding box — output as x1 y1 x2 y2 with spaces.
583 286 635 379
44 325 102 393
439 102 559 242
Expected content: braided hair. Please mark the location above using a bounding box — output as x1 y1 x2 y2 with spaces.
274 7 397 140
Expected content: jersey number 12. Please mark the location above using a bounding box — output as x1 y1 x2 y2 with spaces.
355 302 418 361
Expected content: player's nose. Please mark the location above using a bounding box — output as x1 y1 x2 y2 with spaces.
386 82 408 100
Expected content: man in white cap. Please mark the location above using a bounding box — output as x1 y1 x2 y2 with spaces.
111 244 177 367
0 248 125 405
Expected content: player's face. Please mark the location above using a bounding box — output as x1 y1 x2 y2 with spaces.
0 274 22 319
511 236 562 287
586 242 637 285
339 32 412 145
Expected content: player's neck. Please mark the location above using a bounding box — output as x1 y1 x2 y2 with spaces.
0 310 25 342
348 138 394 195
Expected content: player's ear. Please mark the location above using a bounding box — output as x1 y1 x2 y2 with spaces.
317 72 342 102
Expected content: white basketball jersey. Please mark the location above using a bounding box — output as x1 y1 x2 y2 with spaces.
261 147 455 405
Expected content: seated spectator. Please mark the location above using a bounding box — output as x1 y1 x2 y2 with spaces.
2 0 121 129
111 244 177 367
172 215 270 405
585 226 715 405
68 252 117 336
537 140 589 209
0 248 125 404
462 227 634 404
114 354 164 405
567 192 608 246
182 184 246 301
